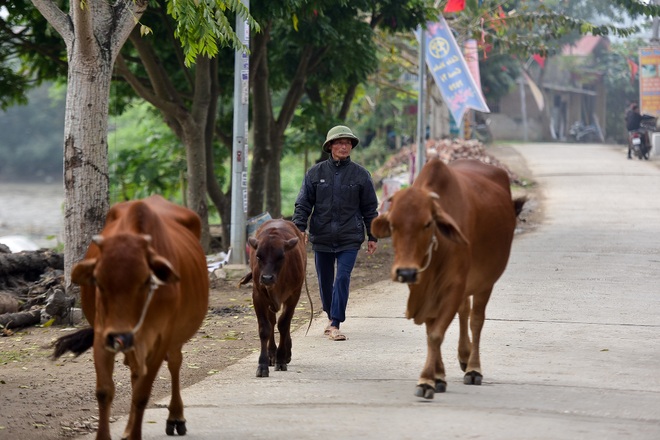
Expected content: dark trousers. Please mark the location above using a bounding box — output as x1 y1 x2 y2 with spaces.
314 249 358 328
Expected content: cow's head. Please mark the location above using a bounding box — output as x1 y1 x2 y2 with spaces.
71 233 180 353
372 187 468 284
248 234 299 288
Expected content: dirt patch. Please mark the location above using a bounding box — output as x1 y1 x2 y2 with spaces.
0 145 541 440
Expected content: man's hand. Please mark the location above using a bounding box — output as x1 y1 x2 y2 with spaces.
366 240 377 255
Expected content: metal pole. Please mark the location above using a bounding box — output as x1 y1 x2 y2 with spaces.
415 25 426 180
519 75 528 142
229 0 250 264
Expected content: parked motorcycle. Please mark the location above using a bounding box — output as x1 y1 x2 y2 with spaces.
568 121 599 143
628 115 656 160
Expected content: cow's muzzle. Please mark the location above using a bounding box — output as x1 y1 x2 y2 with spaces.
395 268 418 284
106 332 135 353
259 274 276 286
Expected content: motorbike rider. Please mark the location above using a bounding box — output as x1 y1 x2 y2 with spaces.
626 104 654 159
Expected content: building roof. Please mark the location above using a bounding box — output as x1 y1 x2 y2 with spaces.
561 35 610 56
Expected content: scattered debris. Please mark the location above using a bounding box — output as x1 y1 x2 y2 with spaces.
372 139 525 188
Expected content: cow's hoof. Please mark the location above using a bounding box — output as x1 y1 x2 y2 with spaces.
459 361 467 372
414 384 435 400
275 362 287 371
463 371 482 385
166 419 187 436
256 366 269 377
435 379 447 393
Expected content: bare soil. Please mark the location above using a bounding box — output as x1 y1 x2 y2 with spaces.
0 145 541 440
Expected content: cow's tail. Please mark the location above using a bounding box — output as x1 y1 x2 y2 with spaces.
51 327 94 360
513 196 527 218
237 271 253 287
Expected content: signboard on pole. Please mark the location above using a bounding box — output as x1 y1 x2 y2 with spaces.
424 17 489 124
639 46 660 117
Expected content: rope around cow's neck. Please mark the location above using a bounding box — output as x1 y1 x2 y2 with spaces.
132 274 161 335
416 233 438 274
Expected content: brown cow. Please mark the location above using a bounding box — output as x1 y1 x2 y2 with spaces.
371 158 524 399
51 195 209 439
239 218 307 377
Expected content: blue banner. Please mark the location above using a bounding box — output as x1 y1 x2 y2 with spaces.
424 17 489 124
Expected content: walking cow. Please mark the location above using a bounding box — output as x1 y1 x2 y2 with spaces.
52 195 209 439
239 219 307 377
371 158 525 399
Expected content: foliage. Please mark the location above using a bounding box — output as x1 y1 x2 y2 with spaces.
108 102 186 202
108 101 230 209
166 0 259 66
598 39 647 142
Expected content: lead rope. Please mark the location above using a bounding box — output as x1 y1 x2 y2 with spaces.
303 275 314 336
132 274 161 334
416 234 438 274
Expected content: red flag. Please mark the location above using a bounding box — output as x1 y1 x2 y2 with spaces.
444 0 466 13
627 58 639 84
532 54 546 68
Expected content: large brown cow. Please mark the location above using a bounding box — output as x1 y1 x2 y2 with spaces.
371 158 524 399
52 195 209 439
239 218 307 378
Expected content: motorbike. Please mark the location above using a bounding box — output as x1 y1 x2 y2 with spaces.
568 121 599 143
628 115 656 160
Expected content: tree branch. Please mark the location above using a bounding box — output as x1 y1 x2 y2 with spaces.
30 0 73 47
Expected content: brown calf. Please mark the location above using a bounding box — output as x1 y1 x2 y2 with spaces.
239 219 307 377
371 158 524 399
52 195 209 439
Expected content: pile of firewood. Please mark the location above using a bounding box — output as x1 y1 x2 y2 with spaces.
0 244 70 333
372 138 524 188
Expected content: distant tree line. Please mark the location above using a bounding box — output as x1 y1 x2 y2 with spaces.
0 84 64 182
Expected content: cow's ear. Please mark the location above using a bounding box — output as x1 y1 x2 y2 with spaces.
247 237 259 250
71 259 97 286
284 237 299 251
149 255 180 284
432 203 468 245
371 214 391 238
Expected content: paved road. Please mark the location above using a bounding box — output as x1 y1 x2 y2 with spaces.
82 143 660 439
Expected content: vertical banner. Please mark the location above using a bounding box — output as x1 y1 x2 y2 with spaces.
639 47 660 117
424 17 489 124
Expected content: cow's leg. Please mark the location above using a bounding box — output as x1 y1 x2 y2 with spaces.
94 345 116 440
254 297 273 377
457 296 472 372
463 288 492 385
165 347 188 436
416 302 457 400
275 293 300 370
415 320 443 399
267 307 278 366
123 354 163 440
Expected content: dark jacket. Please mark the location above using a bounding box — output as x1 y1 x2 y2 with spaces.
626 110 643 131
292 156 379 252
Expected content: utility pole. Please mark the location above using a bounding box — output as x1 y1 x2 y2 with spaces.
229 0 250 264
415 25 426 180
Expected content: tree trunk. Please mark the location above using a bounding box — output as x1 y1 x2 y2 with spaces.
63 60 112 291
185 56 212 250
31 0 148 295
204 58 231 250
248 29 271 218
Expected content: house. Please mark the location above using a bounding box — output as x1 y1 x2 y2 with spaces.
487 35 610 142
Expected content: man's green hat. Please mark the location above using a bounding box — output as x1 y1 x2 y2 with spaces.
322 125 360 153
